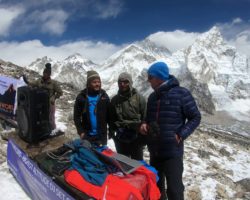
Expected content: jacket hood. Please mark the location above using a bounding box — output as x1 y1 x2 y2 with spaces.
118 72 133 91
157 75 179 94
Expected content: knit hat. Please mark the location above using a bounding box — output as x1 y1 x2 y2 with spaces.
147 61 169 81
87 70 100 84
43 63 52 75
45 63 51 69
118 72 133 90
118 72 133 84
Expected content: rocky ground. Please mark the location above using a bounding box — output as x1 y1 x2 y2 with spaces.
1 116 249 200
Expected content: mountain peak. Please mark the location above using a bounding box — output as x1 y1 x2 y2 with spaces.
65 53 86 62
138 39 171 57
64 53 97 67
195 26 225 48
32 56 53 64
28 56 54 72
207 26 220 34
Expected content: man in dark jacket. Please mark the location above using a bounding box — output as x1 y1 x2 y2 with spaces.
25 63 63 129
140 62 201 200
109 72 146 160
73 70 110 146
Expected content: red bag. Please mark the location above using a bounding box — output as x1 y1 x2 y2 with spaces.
64 166 160 200
64 148 160 200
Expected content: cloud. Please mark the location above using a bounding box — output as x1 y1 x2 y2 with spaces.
41 10 68 35
0 39 124 66
216 18 250 58
0 0 124 36
146 19 250 59
0 6 24 36
27 9 69 35
92 0 124 19
147 30 200 52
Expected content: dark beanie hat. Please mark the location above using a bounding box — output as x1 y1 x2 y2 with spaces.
87 70 100 84
43 63 52 75
148 61 169 81
45 63 51 69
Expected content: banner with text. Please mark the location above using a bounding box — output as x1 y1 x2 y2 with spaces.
7 139 74 200
0 75 24 118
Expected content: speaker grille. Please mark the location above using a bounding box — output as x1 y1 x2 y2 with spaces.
16 86 51 143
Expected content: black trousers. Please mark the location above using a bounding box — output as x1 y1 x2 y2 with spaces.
114 138 144 160
150 156 184 200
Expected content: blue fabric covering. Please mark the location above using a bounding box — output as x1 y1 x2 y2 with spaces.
95 145 108 152
70 139 109 186
87 95 99 135
148 62 169 81
140 160 159 182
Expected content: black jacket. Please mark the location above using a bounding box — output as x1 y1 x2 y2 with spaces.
73 88 110 145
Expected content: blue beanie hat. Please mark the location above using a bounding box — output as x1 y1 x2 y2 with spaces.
148 62 169 81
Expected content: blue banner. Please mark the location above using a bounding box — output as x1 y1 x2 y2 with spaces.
7 139 74 200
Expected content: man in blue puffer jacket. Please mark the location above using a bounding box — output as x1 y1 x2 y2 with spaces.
140 61 201 200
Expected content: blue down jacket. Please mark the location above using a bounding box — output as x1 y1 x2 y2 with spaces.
146 75 201 158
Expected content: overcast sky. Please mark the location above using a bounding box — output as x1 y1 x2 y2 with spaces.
0 0 249 66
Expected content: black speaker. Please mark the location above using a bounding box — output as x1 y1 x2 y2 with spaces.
16 86 51 143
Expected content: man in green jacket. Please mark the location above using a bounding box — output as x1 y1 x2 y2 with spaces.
25 63 63 129
109 72 146 160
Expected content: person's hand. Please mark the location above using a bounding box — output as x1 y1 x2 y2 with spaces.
175 134 182 144
50 96 55 105
140 123 148 135
80 132 85 139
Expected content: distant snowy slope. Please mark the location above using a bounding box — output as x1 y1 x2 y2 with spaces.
184 27 250 120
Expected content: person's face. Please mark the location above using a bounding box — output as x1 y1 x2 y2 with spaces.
89 78 101 91
148 75 163 90
118 79 130 92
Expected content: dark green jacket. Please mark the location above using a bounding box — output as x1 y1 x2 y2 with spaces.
109 88 146 136
30 78 63 105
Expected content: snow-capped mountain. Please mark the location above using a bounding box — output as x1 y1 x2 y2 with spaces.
183 27 250 120
99 43 157 96
28 53 99 90
25 26 250 126
137 38 171 59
